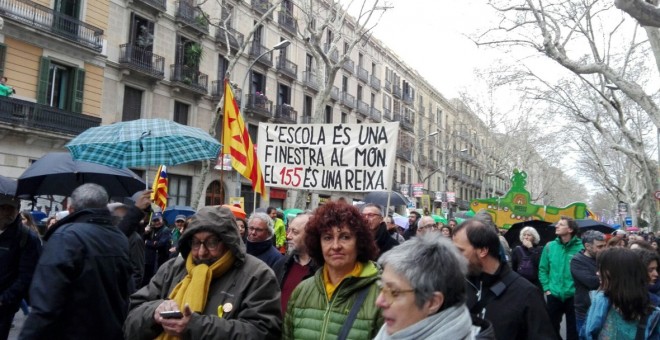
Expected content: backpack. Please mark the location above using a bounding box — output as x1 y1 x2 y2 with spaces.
515 247 536 280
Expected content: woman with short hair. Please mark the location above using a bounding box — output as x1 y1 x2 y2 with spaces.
374 233 482 339
511 226 543 287
283 201 381 339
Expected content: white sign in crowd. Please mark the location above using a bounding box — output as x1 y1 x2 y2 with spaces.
257 122 400 192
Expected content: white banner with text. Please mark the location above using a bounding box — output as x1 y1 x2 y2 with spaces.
257 122 399 192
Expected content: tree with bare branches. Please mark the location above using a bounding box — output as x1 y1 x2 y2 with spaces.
478 0 659 228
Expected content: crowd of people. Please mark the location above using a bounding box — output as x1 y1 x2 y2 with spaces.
4 185 660 339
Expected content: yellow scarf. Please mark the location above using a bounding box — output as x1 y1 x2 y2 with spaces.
156 251 235 340
323 262 363 300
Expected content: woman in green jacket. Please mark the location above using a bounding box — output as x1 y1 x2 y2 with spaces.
283 201 382 340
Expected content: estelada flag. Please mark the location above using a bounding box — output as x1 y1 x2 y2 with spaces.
222 79 266 198
151 165 168 211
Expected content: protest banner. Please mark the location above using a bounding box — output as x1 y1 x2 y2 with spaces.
257 122 399 192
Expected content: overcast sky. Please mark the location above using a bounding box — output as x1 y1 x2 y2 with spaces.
369 0 502 99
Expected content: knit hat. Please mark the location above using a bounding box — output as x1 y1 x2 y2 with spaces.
0 194 18 208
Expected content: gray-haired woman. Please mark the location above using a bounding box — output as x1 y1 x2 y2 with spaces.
511 226 543 287
374 233 492 339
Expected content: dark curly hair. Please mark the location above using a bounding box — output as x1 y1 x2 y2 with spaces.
305 201 378 266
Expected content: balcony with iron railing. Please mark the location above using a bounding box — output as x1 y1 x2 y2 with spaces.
393 84 402 98
302 71 319 91
384 79 392 92
118 44 165 80
215 26 244 50
382 107 392 121
330 86 340 101
396 147 412 162
244 93 273 119
0 0 104 51
370 107 381 122
135 0 166 12
249 43 273 67
357 66 368 83
393 113 414 132
0 96 101 135
175 1 209 35
170 64 208 95
370 75 381 91
341 92 355 109
210 81 241 106
277 11 297 34
357 100 369 116
274 104 297 124
251 0 273 17
276 56 297 79
342 59 354 74
403 92 414 105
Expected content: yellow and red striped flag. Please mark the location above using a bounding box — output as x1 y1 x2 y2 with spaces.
222 79 266 198
151 165 168 211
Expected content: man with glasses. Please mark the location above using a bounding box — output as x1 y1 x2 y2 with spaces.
361 203 398 257
246 212 282 269
416 216 437 236
124 206 282 339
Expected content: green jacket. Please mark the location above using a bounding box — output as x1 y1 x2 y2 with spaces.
539 235 584 301
283 261 383 340
274 218 286 248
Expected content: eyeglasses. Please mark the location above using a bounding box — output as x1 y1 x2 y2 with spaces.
417 224 437 231
362 213 382 218
376 280 415 304
248 226 267 233
191 238 220 250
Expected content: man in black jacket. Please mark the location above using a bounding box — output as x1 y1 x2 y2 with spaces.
403 211 420 240
273 213 317 314
0 195 41 339
361 203 398 257
570 230 606 333
20 183 131 340
453 219 558 340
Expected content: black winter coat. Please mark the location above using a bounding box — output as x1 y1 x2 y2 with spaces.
374 222 399 257
0 215 41 308
273 254 318 287
20 209 132 340
570 250 599 318
466 264 559 340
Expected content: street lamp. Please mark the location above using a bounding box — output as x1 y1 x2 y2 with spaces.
234 39 291 198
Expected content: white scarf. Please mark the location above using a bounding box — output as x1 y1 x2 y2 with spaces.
373 304 472 340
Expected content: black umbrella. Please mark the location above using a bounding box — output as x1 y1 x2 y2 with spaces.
17 152 145 198
363 191 410 207
0 174 17 196
575 219 615 235
505 220 555 249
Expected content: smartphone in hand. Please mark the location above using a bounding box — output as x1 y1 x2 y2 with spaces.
160 311 183 319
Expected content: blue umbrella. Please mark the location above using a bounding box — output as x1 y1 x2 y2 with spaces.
163 205 196 225
65 119 221 168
